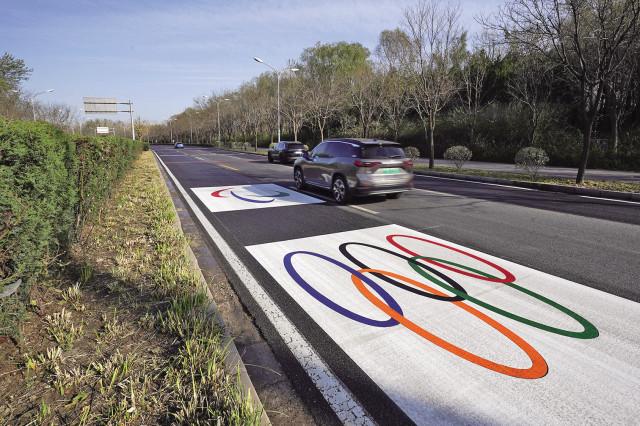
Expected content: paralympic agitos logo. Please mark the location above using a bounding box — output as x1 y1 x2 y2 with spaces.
282 233 599 379
211 187 291 203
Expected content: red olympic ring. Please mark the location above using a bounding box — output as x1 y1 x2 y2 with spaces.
351 268 548 379
387 234 516 284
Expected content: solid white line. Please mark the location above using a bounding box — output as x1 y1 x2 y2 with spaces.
154 153 374 426
413 188 459 197
350 205 379 215
580 195 640 205
416 174 537 191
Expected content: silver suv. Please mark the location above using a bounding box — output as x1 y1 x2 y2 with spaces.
293 138 414 203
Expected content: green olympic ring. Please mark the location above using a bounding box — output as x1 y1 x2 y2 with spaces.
408 256 599 339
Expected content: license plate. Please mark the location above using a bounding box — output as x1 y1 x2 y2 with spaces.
379 168 402 174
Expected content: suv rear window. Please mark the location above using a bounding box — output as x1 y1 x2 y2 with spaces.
361 145 405 159
286 143 305 150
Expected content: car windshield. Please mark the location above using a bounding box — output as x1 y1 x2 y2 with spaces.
361 145 405 159
286 143 305 150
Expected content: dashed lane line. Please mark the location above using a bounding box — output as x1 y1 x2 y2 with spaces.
218 163 240 171
349 205 379 215
154 153 375 426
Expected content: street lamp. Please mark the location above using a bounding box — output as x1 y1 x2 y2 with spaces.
216 97 230 146
31 89 54 121
253 57 298 144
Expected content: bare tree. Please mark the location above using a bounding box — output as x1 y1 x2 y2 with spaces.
605 44 639 152
281 75 309 141
376 29 412 141
507 51 554 145
349 66 385 138
458 33 499 144
488 0 640 183
403 0 465 168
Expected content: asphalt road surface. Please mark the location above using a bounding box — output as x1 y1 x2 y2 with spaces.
152 145 640 425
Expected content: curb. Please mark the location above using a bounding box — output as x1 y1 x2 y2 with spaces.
414 170 640 201
153 154 271 425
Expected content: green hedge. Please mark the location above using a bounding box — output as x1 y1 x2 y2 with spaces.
0 119 142 336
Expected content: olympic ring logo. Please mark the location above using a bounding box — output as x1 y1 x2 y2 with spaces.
211 188 291 203
283 234 599 379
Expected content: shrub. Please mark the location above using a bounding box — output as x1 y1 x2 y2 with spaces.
515 147 549 180
444 145 473 171
0 119 142 336
404 146 420 160
142 140 150 151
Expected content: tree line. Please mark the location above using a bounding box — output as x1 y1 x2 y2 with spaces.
151 0 640 182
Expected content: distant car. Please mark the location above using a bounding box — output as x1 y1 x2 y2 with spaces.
293 138 413 203
174 142 184 149
268 141 306 164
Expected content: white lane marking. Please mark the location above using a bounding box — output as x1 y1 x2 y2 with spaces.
416 174 537 191
413 188 459 197
154 153 374 426
580 195 640 205
350 205 379 215
194 156 207 161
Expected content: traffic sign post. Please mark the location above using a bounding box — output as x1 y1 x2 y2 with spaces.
83 97 136 140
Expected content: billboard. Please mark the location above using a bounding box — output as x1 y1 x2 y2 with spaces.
83 97 118 113
96 127 110 134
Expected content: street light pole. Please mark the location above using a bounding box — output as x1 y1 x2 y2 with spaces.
31 89 54 121
253 57 298 144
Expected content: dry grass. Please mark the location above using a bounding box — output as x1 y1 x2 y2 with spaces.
0 151 260 425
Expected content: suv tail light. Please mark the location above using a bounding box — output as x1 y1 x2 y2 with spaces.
403 160 413 169
354 160 382 168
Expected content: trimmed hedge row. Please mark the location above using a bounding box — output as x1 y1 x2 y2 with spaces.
0 119 142 335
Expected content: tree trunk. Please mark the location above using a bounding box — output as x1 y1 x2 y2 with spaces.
607 86 619 154
428 113 435 169
576 118 594 184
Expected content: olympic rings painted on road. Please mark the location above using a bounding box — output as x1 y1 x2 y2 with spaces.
281 233 598 378
387 234 516 283
408 257 599 339
211 188 291 203
283 251 402 327
338 242 467 302
351 268 548 379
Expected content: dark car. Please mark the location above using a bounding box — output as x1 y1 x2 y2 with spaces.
293 138 413 203
268 141 306 164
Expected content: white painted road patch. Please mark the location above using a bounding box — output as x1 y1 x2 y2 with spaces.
191 183 324 212
247 224 640 425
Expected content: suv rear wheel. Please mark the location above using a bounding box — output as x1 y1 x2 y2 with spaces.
332 176 351 204
267 153 274 163
387 192 402 199
294 167 306 190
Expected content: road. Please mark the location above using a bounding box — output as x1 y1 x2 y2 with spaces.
152 145 640 425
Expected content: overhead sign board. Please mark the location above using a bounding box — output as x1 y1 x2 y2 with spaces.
96 126 110 134
83 97 118 113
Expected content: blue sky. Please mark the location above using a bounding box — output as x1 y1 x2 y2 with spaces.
2 0 502 122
